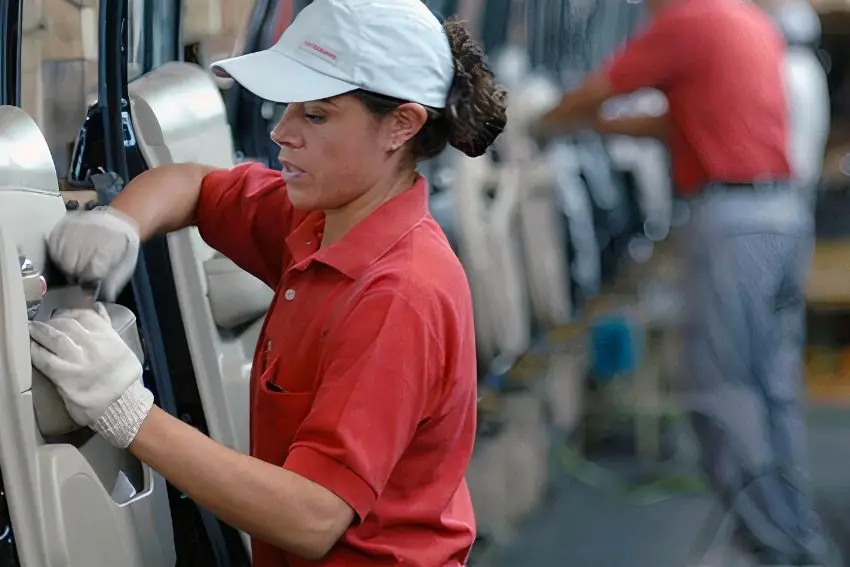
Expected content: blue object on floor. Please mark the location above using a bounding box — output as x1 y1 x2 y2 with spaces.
589 314 641 382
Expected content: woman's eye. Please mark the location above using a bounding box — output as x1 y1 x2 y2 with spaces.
305 113 325 124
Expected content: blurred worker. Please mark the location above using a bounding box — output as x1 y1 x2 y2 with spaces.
27 1 507 565
536 0 828 565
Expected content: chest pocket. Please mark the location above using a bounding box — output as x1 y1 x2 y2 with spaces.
251 273 374 465
250 279 363 466
260 283 335 393
252 361 315 466
262 273 370 393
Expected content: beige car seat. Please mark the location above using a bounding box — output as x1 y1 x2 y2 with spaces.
451 148 532 364
129 61 274 461
501 71 573 329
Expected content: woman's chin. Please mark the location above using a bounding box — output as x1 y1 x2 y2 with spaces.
286 182 318 211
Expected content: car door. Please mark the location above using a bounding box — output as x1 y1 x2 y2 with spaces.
0 3 175 566
127 11 292 562
64 1 251 565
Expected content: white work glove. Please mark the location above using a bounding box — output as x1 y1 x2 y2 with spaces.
28 304 154 448
47 206 140 302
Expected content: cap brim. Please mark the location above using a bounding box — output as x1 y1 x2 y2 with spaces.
210 49 358 104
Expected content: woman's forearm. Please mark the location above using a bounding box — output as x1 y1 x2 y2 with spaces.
129 407 353 560
594 114 670 141
110 163 218 241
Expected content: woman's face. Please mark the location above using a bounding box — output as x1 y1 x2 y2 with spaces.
270 95 421 212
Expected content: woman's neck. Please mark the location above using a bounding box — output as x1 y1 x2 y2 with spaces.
321 170 418 248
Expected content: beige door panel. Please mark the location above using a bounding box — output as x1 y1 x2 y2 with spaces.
0 105 174 567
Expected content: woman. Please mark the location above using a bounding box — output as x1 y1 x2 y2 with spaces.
28 1 507 565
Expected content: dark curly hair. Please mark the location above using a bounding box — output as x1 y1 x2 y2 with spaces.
350 17 508 160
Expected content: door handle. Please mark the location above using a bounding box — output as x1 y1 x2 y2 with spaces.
19 254 46 320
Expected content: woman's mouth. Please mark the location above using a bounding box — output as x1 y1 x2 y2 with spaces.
280 161 304 182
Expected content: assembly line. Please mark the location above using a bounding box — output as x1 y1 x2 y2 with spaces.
0 0 845 566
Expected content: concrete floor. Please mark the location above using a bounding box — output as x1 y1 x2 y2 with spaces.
467 348 850 567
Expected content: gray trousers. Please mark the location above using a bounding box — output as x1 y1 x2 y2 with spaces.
676 184 825 563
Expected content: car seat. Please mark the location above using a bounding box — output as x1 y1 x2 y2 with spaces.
128 62 273 464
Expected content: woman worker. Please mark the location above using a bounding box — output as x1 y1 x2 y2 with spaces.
27 1 508 565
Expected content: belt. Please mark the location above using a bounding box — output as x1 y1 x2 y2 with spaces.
705 180 793 192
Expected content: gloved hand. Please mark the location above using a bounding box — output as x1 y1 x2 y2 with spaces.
28 304 154 449
47 206 140 302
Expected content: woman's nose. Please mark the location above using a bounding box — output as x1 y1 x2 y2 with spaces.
270 109 301 148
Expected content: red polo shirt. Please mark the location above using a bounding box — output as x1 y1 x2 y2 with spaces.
604 0 791 195
194 163 478 566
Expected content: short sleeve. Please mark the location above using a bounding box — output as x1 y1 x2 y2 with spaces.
195 163 295 288
283 290 442 520
604 13 693 94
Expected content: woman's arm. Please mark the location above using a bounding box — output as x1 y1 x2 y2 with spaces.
537 72 616 131
110 163 216 241
130 407 354 560
113 163 293 286
593 113 670 141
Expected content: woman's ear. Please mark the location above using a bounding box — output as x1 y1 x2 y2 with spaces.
385 103 428 152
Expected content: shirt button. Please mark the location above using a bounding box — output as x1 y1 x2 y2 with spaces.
284 288 296 301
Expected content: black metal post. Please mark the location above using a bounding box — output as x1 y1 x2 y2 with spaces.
0 0 22 106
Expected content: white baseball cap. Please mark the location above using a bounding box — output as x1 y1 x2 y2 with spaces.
211 0 455 109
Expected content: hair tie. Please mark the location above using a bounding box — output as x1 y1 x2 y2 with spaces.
446 81 463 124
448 100 459 122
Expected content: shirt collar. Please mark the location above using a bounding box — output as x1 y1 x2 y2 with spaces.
285 176 429 279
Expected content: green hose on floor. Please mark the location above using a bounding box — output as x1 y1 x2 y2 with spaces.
559 444 709 506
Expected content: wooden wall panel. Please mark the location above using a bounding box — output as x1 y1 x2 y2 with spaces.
29 0 253 171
